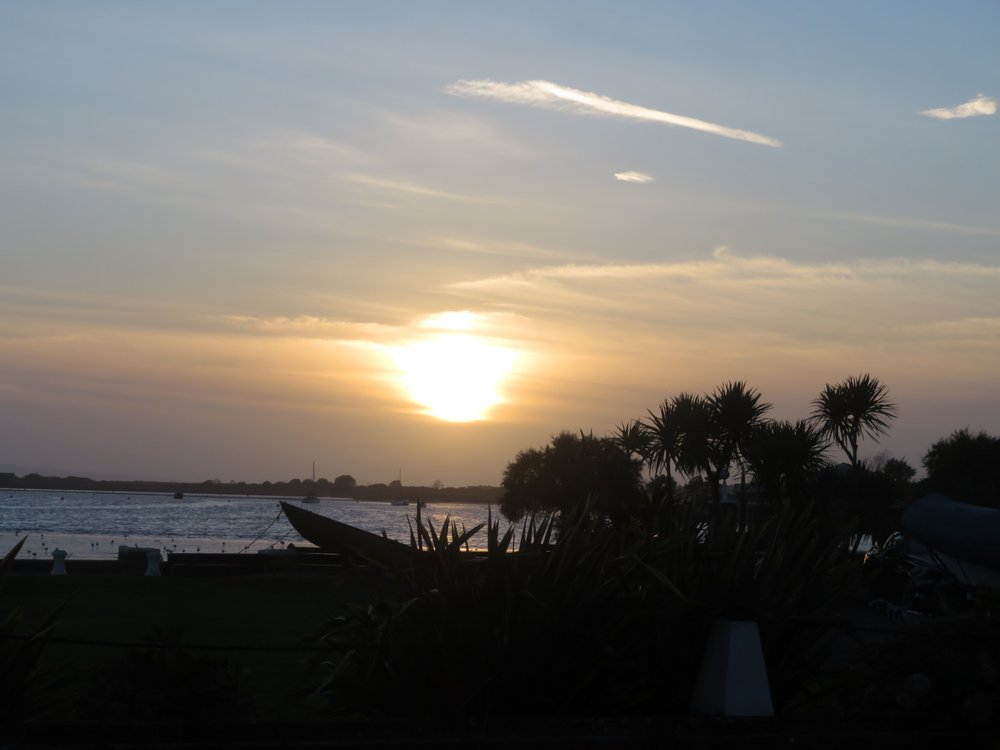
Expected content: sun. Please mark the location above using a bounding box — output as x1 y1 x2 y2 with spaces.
393 333 517 422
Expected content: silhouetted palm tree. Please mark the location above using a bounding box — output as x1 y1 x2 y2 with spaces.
744 419 828 507
707 381 773 527
614 419 651 467
640 401 683 503
810 374 897 468
669 392 722 511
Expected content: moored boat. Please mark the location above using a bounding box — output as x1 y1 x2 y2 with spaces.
280 501 415 568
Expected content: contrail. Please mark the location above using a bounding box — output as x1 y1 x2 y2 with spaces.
445 78 783 148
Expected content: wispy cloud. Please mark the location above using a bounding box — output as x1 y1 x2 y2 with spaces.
44 155 184 200
614 171 655 183
834 212 1000 238
452 249 1000 295
445 249 1000 351
380 111 535 160
260 130 367 159
430 236 589 262
343 173 483 202
449 247 860 291
921 94 997 120
445 79 783 148
223 315 396 341
222 310 526 347
432 248 1000 437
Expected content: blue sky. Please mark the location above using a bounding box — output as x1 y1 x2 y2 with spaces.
2 2 998 484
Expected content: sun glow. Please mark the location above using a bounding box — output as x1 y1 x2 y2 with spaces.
393 333 518 422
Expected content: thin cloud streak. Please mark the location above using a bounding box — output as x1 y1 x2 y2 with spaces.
921 94 997 120
343 173 484 202
833 212 1000 238
614 171 655 183
433 237 582 261
449 249 857 292
223 315 397 341
445 79 783 148
451 252 1000 296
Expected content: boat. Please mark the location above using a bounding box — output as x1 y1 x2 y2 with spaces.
173 491 184 499
390 499 409 506
901 493 1000 588
302 461 320 502
280 501 416 568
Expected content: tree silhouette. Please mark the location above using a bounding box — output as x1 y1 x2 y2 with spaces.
707 381 772 527
744 420 828 507
332 474 357 491
670 393 717 483
614 419 651 467
810 374 897 467
641 400 684 504
637 385 771 524
923 429 1000 507
500 431 643 525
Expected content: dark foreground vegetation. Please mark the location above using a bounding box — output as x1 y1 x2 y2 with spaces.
4 374 1000 747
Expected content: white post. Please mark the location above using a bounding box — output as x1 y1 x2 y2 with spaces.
50 549 68 576
144 549 162 577
691 619 774 717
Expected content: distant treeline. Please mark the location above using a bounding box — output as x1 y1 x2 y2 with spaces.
0 472 502 505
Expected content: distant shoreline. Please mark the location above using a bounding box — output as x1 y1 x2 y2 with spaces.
0 473 502 505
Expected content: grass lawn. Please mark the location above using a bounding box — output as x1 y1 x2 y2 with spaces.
1 570 389 722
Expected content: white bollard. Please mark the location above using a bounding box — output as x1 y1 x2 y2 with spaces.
50 549 68 576
690 619 774 717
144 549 162 577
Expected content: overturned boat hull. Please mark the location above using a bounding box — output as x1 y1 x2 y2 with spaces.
902 493 1000 587
280 501 416 569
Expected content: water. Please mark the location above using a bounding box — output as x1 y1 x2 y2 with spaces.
0 489 493 561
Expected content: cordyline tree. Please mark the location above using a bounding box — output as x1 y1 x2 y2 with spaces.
707 381 773 527
633 382 771 525
810 373 897 468
742 420 828 508
622 378 897 521
503 376 898 537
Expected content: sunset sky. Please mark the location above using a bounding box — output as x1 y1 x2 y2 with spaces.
2 2 999 486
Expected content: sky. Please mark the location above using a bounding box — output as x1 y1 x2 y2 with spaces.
2 2 999 486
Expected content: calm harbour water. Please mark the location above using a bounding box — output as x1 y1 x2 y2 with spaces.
0 489 493 561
